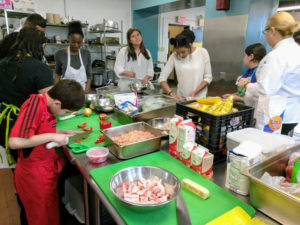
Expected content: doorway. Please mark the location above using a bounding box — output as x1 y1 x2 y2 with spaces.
167 24 189 82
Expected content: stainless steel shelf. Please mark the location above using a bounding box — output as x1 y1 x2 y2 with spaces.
46 23 88 28
0 9 31 19
88 29 122 34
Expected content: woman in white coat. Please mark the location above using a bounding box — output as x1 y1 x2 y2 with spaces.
239 12 300 135
158 28 212 100
55 21 92 93
114 28 154 91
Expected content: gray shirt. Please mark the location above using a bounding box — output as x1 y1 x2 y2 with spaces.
55 48 92 79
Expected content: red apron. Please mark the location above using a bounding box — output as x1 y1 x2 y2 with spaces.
14 93 63 225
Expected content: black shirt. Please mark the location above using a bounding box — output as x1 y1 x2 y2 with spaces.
0 57 54 108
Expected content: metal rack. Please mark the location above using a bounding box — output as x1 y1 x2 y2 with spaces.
0 9 31 36
88 19 124 84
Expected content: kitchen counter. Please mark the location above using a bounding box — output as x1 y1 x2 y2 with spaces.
62 136 281 225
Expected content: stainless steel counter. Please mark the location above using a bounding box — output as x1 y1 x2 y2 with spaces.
62 136 282 225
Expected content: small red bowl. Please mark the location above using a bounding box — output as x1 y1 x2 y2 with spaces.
86 147 109 163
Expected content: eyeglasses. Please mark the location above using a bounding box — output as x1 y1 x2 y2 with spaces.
262 27 270 35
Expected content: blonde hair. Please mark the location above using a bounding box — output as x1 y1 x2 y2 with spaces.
267 12 299 37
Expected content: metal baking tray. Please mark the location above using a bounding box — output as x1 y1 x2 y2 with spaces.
102 122 164 159
114 95 177 124
243 145 300 225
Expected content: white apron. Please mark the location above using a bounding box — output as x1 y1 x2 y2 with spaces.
62 47 87 90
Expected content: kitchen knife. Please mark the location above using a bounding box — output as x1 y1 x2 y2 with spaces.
176 194 192 225
59 111 83 120
46 131 92 149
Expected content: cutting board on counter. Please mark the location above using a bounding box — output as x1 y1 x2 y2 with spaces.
56 110 121 153
90 151 255 225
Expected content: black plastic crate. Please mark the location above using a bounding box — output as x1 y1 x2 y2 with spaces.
176 101 254 164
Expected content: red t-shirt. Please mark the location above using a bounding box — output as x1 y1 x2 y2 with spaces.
10 94 46 139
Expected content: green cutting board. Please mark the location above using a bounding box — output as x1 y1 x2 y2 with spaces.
56 109 121 153
90 151 255 225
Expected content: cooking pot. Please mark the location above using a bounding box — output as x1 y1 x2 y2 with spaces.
93 74 103 86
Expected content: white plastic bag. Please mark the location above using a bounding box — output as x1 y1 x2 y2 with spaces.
255 95 287 134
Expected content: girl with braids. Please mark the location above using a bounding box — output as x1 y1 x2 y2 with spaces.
114 28 154 91
55 21 92 93
0 27 54 164
158 28 213 100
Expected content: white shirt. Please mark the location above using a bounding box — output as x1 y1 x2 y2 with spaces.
114 47 154 91
158 47 212 98
245 38 300 123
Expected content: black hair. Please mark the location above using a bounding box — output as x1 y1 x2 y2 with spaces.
245 43 266 63
293 30 300 45
48 79 85 111
6 27 47 69
68 21 84 38
0 32 18 59
170 28 195 49
126 28 150 61
25 13 46 28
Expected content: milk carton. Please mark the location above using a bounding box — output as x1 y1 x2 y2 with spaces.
190 145 214 175
181 142 197 167
176 120 196 160
169 115 183 158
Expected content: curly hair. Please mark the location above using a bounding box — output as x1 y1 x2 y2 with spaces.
6 27 47 67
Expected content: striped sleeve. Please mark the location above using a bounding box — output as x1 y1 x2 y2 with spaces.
10 95 42 139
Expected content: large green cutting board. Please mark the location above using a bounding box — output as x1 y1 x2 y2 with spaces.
56 109 121 153
89 151 255 225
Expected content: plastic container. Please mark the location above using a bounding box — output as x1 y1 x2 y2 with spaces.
227 128 295 155
176 101 254 164
86 147 109 163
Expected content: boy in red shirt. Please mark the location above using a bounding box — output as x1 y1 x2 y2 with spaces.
8 79 85 225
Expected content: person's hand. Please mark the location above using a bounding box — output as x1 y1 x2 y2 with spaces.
188 91 196 98
85 89 90 94
238 78 250 88
142 76 150 85
231 94 240 101
51 133 71 147
222 93 231 99
57 130 84 135
170 92 185 101
127 71 136 78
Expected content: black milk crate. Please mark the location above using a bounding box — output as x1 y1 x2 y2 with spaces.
176 101 254 164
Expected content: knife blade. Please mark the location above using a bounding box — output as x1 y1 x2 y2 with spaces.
46 131 92 149
176 194 192 225
59 111 83 121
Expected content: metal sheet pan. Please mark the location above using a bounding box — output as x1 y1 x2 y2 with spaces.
102 122 164 159
243 145 300 225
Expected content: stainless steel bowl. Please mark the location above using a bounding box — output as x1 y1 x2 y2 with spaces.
110 166 181 211
92 96 114 113
85 94 97 104
129 82 148 94
147 117 171 136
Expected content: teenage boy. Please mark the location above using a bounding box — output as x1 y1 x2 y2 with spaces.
8 79 85 225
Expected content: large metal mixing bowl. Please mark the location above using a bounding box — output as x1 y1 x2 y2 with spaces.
128 82 148 94
110 166 181 211
85 94 97 104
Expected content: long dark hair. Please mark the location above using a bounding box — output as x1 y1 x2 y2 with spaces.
7 27 47 66
126 28 150 61
245 43 266 63
68 21 84 38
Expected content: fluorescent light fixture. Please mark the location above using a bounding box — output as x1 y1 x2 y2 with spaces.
277 5 300 11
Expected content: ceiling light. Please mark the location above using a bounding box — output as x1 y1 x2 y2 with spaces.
277 5 300 11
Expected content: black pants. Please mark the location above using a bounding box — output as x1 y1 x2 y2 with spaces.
281 123 298 136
